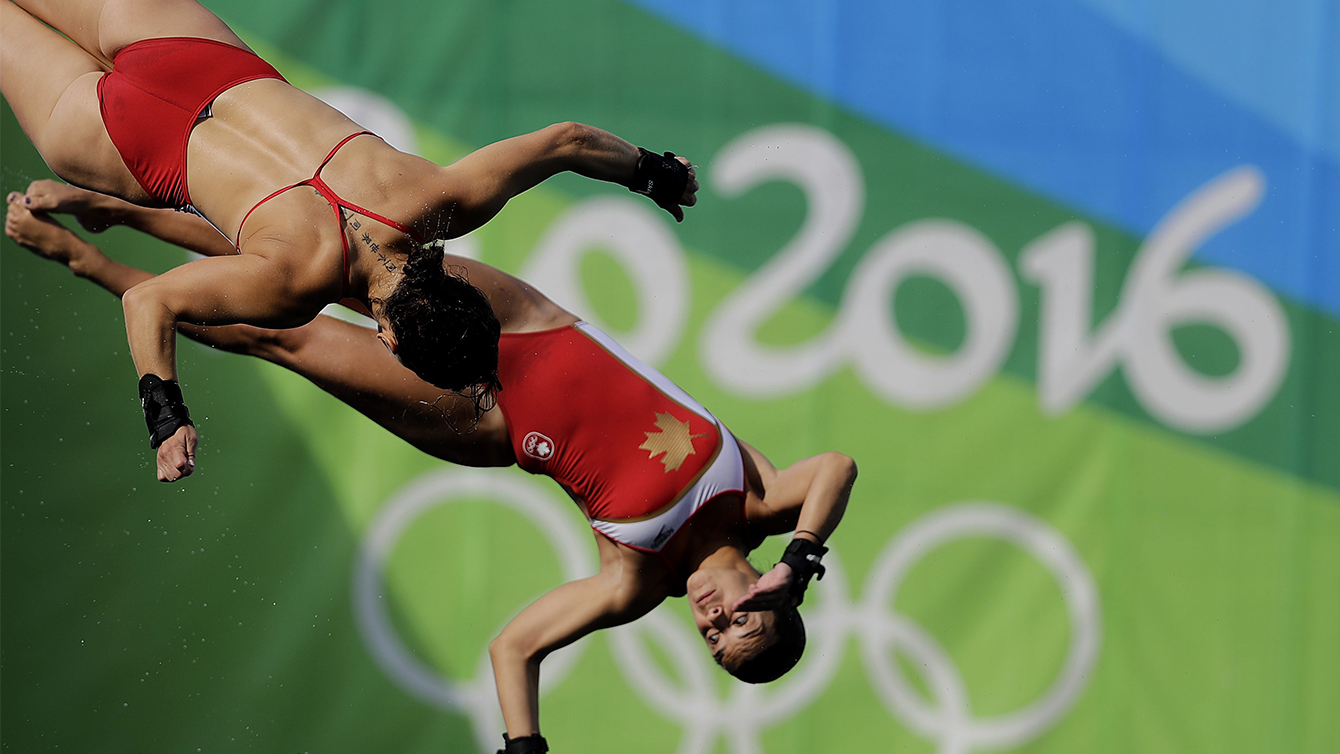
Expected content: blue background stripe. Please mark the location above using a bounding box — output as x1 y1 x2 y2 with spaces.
625 0 1340 317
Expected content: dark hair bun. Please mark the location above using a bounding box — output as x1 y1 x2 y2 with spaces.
383 245 502 417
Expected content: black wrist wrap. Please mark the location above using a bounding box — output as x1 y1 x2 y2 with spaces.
780 538 828 603
498 733 548 754
629 148 689 215
139 374 193 449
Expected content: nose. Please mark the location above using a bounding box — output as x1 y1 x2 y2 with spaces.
708 605 728 628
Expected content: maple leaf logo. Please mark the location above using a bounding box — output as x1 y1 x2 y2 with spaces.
639 412 708 473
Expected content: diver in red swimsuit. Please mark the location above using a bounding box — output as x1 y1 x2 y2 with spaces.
7 188 858 754
1 0 697 484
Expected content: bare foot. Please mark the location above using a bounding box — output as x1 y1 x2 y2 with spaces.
20 179 117 233
5 193 100 272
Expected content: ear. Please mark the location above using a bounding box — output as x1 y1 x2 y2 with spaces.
376 330 399 355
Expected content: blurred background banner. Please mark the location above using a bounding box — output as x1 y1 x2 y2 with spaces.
2 1 1336 752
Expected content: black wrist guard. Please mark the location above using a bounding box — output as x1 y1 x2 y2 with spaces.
139 374 193 449
780 537 828 604
629 148 689 218
498 733 548 754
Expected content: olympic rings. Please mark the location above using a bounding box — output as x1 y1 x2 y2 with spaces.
352 469 597 751
354 469 1101 754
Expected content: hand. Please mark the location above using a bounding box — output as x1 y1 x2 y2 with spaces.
669 156 699 223
731 562 796 612
20 179 117 233
156 424 198 482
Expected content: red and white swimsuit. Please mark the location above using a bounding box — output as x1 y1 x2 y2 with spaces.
495 323 744 553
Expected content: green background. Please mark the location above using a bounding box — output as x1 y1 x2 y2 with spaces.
3 1 1336 752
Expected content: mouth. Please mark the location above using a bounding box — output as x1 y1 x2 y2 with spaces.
695 588 716 607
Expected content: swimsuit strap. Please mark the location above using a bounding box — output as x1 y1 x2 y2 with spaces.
233 130 425 299
234 130 378 248
309 131 426 245
315 130 375 174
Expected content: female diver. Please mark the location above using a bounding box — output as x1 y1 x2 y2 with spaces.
7 189 855 754
0 0 697 482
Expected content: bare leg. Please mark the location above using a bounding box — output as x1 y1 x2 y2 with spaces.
5 192 149 292
4 196 508 467
0 1 146 199
12 0 250 62
21 179 236 256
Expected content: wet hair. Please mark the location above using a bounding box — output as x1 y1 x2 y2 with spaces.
721 607 807 684
382 244 501 423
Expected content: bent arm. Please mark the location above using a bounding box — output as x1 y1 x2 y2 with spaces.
488 571 657 738
445 122 696 233
121 250 325 379
121 250 328 481
733 445 857 611
742 444 857 545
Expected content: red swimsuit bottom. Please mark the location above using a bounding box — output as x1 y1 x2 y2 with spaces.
97 37 422 295
97 36 284 208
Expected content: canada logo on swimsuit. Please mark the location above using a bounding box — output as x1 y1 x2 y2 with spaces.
522 431 556 461
639 412 708 473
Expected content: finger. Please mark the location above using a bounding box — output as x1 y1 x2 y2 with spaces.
7 192 21 204
173 445 191 476
734 594 781 612
670 205 684 222
732 587 781 611
732 596 759 611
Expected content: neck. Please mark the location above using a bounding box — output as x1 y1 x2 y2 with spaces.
677 504 754 577
362 261 402 307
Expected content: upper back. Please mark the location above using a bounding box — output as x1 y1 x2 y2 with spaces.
444 254 578 334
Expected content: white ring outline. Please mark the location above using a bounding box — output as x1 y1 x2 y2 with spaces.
355 471 1101 754
352 468 596 749
860 503 1102 751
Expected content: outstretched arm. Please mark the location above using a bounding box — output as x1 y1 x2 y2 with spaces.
488 570 659 740
444 122 698 232
5 197 508 470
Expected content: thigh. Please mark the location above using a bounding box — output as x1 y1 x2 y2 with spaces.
0 2 147 199
14 0 250 63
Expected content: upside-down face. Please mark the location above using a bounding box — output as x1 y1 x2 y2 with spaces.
686 566 773 668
